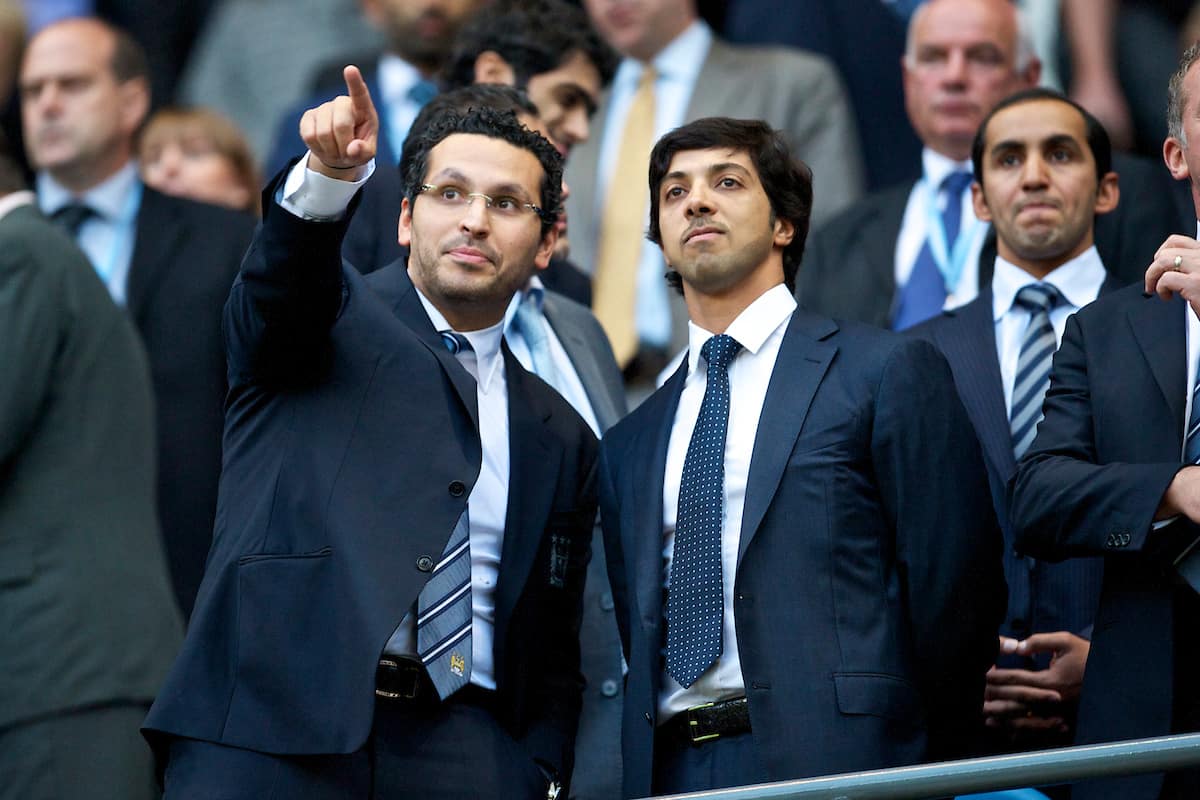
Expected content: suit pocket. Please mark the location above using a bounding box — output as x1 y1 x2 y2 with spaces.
833 672 924 725
0 537 34 586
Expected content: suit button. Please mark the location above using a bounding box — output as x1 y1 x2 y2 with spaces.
449 480 466 497
416 556 435 572
600 592 614 612
601 679 619 698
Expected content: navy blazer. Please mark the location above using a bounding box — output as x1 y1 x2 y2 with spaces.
599 308 1005 798
144 178 598 787
1011 285 1200 800
910 278 1123 653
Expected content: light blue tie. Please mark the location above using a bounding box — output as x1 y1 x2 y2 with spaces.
893 170 974 331
512 294 561 392
1010 283 1063 460
417 330 475 699
666 333 741 688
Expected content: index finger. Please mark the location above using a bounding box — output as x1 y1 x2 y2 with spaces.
343 65 373 114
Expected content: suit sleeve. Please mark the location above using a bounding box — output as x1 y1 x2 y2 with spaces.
0 234 57 464
872 338 1006 759
223 168 356 389
1010 311 1185 561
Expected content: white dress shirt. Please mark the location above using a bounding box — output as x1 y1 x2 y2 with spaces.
37 162 142 305
503 277 602 436
991 246 1105 413
895 148 989 313
595 20 713 350
1181 221 1200 457
658 283 796 720
281 156 510 690
377 53 431 160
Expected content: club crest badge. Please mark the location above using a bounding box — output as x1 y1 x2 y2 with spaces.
450 652 466 677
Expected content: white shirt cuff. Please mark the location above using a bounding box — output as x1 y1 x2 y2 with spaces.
278 153 376 220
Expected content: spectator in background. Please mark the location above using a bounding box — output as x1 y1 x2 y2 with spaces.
0 146 181 800
798 0 1189 332
567 0 863 387
20 17 256 619
178 0 385 162
0 0 27 178
140 106 261 215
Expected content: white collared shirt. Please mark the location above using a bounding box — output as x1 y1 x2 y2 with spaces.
281 160 510 691
992 246 1106 412
595 19 713 350
1182 221 1200 457
376 53 430 160
37 162 142 304
895 148 989 314
503 277 602 436
658 283 796 720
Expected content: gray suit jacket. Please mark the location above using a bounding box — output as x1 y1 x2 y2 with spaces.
565 37 865 356
540 289 628 800
0 202 182 730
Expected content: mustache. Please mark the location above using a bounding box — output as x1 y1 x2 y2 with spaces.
682 217 728 243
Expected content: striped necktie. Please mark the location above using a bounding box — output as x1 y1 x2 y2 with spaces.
1184 367 1200 465
1010 283 1064 459
666 333 741 688
418 330 475 699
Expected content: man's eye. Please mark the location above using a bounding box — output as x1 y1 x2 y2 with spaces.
1049 148 1072 162
666 186 685 199
999 154 1020 167
440 188 462 201
494 196 520 211
719 177 740 189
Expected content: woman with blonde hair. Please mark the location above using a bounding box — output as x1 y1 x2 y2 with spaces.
140 106 261 215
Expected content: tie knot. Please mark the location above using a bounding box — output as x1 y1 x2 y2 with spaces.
440 331 473 354
701 333 741 373
51 203 96 236
941 171 973 197
408 79 438 107
1013 282 1063 314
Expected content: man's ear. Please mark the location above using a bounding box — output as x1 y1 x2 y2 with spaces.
534 224 558 270
971 180 993 223
1165 136 1191 182
473 51 517 86
1093 171 1120 216
119 77 150 137
398 197 413 246
772 215 794 249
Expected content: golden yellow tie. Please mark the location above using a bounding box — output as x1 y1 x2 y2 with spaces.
593 67 657 368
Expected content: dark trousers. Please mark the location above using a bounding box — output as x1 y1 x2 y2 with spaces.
0 702 156 800
163 690 547 800
652 727 766 796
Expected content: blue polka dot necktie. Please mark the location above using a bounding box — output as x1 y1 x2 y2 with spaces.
1010 283 1063 460
666 333 742 688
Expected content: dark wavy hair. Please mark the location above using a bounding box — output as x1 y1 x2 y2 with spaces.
401 105 563 236
442 0 618 92
647 117 813 294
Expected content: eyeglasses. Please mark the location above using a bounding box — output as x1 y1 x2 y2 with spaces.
418 184 550 222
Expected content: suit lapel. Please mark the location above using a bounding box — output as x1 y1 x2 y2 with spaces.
495 348 558 637
935 293 1015 481
1129 292 1188 433
631 363 687 638
738 310 837 565
685 41 740 120
126 187 184 321
542 295 621 431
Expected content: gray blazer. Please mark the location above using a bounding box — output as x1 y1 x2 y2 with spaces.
0 202 182 730
565 37 865 357
540 288 628 800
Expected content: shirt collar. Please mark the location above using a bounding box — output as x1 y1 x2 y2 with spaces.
414 284 506 391
686 283 796 375
0 191 35 221
37 161 140 221
991 245 1106 321
921 147 973 191
615 18 712 89
377 52 423 106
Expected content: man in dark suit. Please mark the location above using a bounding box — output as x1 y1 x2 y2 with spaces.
0 152 182 800
19 18 256 619
598 116 1005 798
798 0 1189 332
913 88 1122 752
1010 43 1200 800
144 67 597 800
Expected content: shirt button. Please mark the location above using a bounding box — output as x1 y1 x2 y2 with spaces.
416 556 435 572
601 679 619 698
449 480 466 497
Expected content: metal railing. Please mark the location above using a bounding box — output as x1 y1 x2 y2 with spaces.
641 733 1200 799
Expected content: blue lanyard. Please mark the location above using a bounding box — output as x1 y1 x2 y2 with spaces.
921 176 979 294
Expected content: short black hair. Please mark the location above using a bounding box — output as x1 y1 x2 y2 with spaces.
402 105 563 235
971 87 1112 186
647 117 813 294
109 24 149 83
442 0 618 92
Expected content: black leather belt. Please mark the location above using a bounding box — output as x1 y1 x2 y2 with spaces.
661 697 751 745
